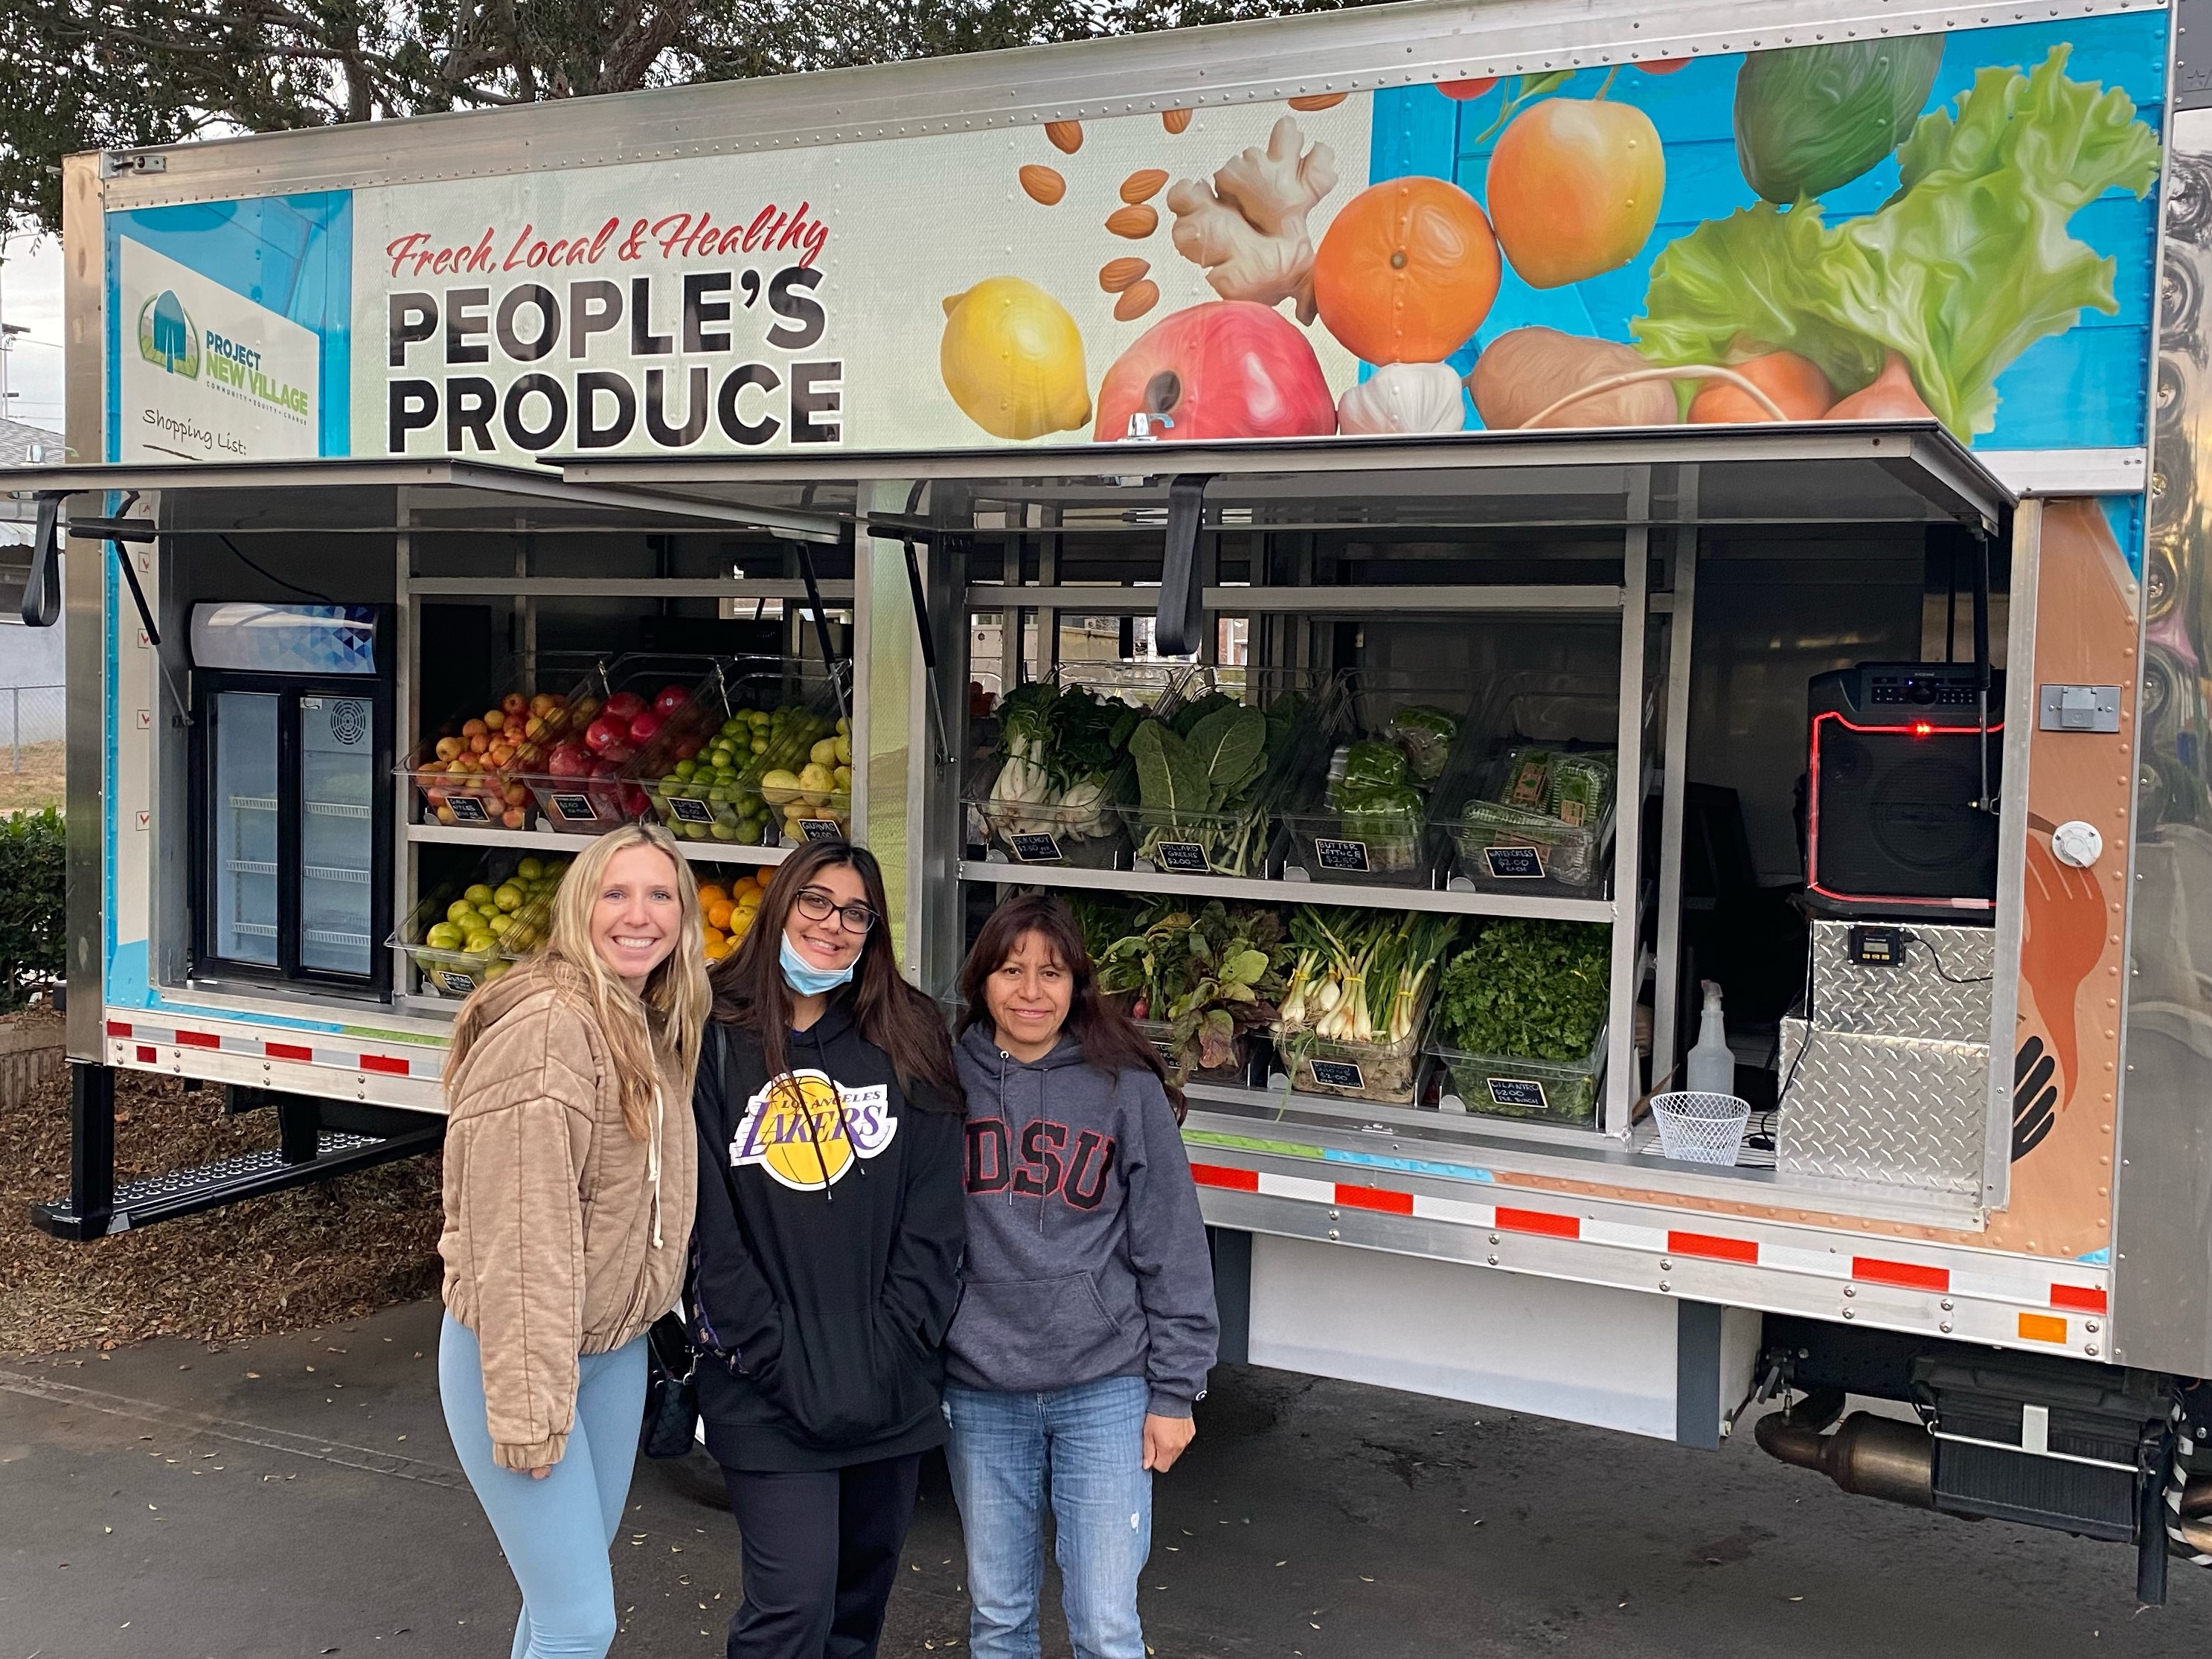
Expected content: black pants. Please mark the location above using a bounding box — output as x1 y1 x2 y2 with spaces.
721 1454 923 1659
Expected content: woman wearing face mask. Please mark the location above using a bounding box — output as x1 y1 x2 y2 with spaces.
945 895 1217 1659
690 839 965 1659
437 822 709 1659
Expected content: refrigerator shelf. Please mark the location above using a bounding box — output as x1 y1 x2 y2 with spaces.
226 859 277 876
305 800 374 820
229 796 278 813
303 864 372 885
231 922 278 937
303 927 371 949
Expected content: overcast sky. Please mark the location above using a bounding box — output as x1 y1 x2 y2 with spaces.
1 235 67 434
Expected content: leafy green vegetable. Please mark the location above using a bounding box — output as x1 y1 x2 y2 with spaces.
1338 741 1408 793
1388 705 1461 783
1169 690 1238 739
1127 696 1283 875
1636 45 2162 437
1097 900 1290 1080
1131 720 1208 820
1438 920 1610 1062
1182 703 1267 806
1734 38 1945 204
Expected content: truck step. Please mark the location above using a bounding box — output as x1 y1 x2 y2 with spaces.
30 1123 442 1240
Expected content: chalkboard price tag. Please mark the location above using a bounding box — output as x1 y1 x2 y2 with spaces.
1483 844 1547 879
548 792 596 823
1009 832 1065 864
437 971 478 995
799 818 843 842
667 796 715 825
446 795 490 824
1486 1076 1550 1110
1153 841 1209 873
1313 838 1370 874
1309 1058 1365 1091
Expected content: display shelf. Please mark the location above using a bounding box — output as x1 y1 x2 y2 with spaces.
407 821 791 867
956 857 1614 922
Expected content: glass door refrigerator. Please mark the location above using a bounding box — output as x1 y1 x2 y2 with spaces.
188 603 394 997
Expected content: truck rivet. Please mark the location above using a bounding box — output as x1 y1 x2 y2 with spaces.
1940 1322 1953 1333
2086 1321 2100 1333
1843 1285 1856 1297
1842 1309 1856 1319
1659 1280 1670 1292
2086 1344 2100 1356
1327 1229 1339 1241
1940 1298 1954 1311
1328 1209 1339 1220
1660 1259 1673 1271
1486 1254 1498 1266
1488 1233 1499 1245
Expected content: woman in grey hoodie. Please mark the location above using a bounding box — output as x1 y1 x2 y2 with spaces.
947 894 1219 1659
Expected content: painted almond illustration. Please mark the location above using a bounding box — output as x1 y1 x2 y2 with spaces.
1019 164 1066 205
1163 108 1193 134
1288 92 1348 111
1106 203 1159 239
1098 257 1150 293
1046 120 1083 154
1120 169 1169 205
1114 280 1161 322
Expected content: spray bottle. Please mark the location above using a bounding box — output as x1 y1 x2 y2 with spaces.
1687 980 1734 1097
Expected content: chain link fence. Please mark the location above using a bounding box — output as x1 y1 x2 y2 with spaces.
1 684 63 770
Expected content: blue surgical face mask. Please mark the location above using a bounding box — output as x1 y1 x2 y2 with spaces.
780 931 856 998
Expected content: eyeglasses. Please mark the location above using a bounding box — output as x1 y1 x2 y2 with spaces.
795 886 877 935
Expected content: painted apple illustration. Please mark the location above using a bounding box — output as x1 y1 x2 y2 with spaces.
1486 96 1665 289
1091 301 1336 442
1439 77 1498 100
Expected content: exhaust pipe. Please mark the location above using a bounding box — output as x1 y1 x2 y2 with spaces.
1754 1387 1935 1509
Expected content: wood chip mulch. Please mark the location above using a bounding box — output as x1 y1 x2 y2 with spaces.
0 1013 446 1356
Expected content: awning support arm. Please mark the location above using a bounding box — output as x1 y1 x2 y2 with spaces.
1154 475 1213 659
789 534 850 725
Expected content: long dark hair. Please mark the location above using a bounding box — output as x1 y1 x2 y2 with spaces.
710 839 959 1108
958 893 1187 1122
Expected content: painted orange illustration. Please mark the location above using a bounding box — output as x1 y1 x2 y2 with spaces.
1312 176 1500 365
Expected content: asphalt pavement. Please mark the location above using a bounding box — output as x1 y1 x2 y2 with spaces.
2 1296 2208 1659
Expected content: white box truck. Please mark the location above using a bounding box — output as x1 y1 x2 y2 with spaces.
10 0 2211 1594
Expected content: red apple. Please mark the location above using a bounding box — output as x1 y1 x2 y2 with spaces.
547 741 594 780
652 684 689 718
599 740 635 766
605 691 647 722
1092 302 1336 442
621 786 651 816
585 715 627 754
501 693 528 718
628 709 664 745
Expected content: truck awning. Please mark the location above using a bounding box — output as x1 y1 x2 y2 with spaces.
0 455 843 543
557 419 2013 538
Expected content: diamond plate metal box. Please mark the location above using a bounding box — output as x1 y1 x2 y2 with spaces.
1778 1021 1988 1197
1811 920 1993 1041
1777 920 1994 1196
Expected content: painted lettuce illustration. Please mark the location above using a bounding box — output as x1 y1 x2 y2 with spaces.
1635 45 2163 437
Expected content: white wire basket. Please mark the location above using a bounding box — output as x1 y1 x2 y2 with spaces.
1650 1091 1751 1167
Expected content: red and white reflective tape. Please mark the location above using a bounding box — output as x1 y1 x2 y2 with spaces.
1190 1161 2109 1327
106 1016 442 1081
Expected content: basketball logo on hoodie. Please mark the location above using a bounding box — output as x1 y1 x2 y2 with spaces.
732 1070 897 1190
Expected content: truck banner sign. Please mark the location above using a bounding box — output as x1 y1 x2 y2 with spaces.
104 11 2165 464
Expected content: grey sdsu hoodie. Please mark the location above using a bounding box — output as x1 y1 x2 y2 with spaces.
947 1023 1218 1417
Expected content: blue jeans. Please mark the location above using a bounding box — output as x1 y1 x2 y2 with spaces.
439 1312 649 1659
943 1375 1151 1659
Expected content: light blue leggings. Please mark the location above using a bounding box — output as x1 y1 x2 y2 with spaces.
439 1311 648 1659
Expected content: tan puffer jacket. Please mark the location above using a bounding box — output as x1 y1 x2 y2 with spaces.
438 960 698 1469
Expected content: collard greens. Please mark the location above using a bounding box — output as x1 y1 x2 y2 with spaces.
1635 46 2161 437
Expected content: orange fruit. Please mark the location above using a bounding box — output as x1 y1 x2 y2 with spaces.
1486 97 1664 289
1312 177 1500 365
707 901 734 931
704 938 730 962
696 883 730 910
1688 350 1835 423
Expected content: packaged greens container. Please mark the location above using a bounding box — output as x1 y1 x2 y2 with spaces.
1451 747 1616 891
1280 677 1476 888
1434 1026 1607 1127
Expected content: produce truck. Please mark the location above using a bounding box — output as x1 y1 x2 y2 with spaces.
12 0 2212 1595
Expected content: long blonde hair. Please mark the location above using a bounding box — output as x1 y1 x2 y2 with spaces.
447 822 710 1139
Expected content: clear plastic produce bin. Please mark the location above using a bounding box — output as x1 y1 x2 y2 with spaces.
399 657 595 832
636 658 850 848
966 662 1170 868
1280 676 1480 888
1278 1023 1428 1104
1433 1025 1607 1127
388 850 571 998
970 757 1129 868
1118 668 1339 879
1132 1014 1256 1085
508 653 718 835
1450 754 1616 893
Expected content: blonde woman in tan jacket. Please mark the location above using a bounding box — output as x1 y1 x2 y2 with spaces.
437 821 708 1659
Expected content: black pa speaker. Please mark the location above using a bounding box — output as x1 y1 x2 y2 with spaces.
1806 664 2003 919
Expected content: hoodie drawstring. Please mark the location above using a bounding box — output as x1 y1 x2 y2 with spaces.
647 1075 665 1250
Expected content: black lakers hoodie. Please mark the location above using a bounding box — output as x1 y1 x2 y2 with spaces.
689 995 966 1472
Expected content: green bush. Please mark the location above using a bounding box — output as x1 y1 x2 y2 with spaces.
0 807 65 1010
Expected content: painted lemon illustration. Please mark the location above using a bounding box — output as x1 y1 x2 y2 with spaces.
732 1069 897 1190
940 277 1091 440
